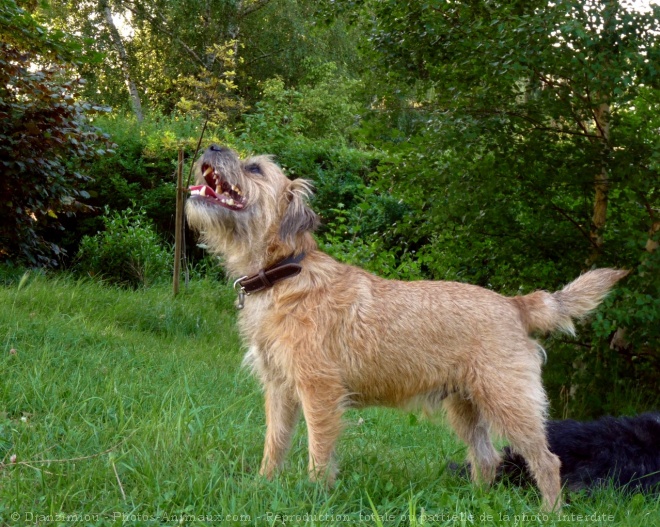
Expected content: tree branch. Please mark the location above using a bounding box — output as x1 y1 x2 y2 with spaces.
548 201 599 249
242 47 285 66
470 108 601 139
527 125 600 139
239 0 273 19
118 0 206 68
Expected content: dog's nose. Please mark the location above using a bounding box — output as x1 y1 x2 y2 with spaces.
208 144 228 153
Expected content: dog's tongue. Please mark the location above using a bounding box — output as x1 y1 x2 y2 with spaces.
189 185 220 200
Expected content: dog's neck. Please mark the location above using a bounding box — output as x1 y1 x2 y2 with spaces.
224 231 318 278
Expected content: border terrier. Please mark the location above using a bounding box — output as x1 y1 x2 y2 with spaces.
186 144 628 511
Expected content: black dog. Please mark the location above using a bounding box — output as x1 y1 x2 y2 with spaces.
497 412 660 494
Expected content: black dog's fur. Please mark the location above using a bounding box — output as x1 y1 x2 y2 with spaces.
497 412 660 494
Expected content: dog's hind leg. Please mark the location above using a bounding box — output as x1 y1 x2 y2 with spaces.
475 373 562 512
515 440 562 512
443 394 501 486
260 383 301 479
503 428 561 511
298 380 346 486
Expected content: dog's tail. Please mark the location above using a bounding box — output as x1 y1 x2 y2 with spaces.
512 268 629 336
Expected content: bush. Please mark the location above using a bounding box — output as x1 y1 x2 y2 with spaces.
75 207 172 288
0 1 113 266
56 112 225 264
82 113 206 230
240 63 363 146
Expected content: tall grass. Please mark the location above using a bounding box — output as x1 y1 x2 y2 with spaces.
0 273 657 526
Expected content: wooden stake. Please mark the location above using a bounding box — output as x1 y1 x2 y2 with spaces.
173 148 184 295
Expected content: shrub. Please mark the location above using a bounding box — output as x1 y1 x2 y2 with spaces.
0 0 113 266
83 113 205 229
75 207 172 288
240 63 362 145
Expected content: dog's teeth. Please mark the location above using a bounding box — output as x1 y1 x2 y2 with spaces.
227 198 235 206
203 167 213 177
199 186 207 196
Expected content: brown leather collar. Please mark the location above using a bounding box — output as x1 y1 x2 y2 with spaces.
235 253 305 299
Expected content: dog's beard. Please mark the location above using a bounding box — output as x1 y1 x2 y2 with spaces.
186 199 258 258
186 187 279 274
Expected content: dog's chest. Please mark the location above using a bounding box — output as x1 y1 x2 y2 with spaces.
237 294 272 337
237 295 287 382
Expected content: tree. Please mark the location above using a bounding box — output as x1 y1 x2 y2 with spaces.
361 0 658 273
39 0 364 119
100 0 143 121
359 0 659 414
37 0 145 120
0 0 112 266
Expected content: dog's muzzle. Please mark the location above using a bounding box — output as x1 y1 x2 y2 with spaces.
189 147 247 211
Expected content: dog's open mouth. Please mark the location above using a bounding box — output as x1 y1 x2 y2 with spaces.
189 164 246 211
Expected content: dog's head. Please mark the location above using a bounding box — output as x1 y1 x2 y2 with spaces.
186 145 319 272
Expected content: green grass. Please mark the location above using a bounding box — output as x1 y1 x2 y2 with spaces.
1 273 658 526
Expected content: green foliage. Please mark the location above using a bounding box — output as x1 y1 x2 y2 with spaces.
79 112 220 242
175 39 246 125
241 63 363 143
239 0 365 95
75 207 172 288
234 65 419 275
1 0 77 59
4 0 658 416
364 0 660 277
548 244 660 416
360 0 660 414
0 262 38 286
37 0 365 118
0 0 112 266
319 205 423 280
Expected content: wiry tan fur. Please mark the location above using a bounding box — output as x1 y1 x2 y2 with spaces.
186 146 629 512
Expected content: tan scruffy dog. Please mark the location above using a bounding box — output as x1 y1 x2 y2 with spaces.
186 144 628 512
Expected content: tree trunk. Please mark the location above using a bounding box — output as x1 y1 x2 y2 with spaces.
101 0 144 122
646 216 660 254
230 0 243 64
586 102 610 267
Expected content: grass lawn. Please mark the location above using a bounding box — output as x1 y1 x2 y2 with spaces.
1 272 658 526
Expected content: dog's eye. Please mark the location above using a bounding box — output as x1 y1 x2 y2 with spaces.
246 164 262 175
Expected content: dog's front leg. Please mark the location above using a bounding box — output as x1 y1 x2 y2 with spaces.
298 381 346 486
260 383 301 479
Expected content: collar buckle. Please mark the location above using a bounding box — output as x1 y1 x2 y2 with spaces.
233 276 248 310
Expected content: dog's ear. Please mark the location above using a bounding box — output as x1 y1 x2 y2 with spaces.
279 178 319 242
